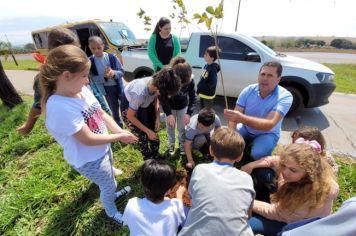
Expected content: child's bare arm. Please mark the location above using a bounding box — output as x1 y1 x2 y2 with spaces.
175 185 186 203
184 140 195 168
241 158 270 174
74 124 137 145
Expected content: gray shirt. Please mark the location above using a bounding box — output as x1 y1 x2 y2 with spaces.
185 114 221 141
179 162 255 236
124 77 157 111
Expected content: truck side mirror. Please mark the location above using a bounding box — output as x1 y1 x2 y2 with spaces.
246 52 261 62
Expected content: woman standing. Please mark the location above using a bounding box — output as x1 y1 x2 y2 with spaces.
148 17 181 72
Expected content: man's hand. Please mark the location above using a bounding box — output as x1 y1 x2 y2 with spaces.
224 109 244 123
146 129 158 140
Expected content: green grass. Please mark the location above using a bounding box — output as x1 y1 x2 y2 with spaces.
2 59 39 71
0 97 355 235
324 63 356 94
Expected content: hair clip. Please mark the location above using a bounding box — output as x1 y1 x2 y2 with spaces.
294 137 322 154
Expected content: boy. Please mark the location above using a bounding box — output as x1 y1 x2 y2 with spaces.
122 159 186 236
196 46 221 109
179 127 255 236
88 36 125 127
184 108 221 169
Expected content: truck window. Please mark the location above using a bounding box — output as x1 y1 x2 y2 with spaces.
32 32 48 49
98 22 137 47
199 35 256 61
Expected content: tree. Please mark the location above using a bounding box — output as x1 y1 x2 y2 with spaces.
0 41 23 108
330 38 353 49
24 43 36 51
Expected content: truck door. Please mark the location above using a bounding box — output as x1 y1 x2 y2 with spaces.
194 35 262 97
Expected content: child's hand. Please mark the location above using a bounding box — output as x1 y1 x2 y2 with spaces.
186 161 195 169
146 129 158 140
241 163 254 174
117 133 138 143
183 114 190 125
155 118 160 132
166 115 176 128
105 67 115 79
176 185 186 199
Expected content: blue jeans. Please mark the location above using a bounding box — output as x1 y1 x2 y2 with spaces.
248 214 286 236
237 124 279 197
104 85 123 128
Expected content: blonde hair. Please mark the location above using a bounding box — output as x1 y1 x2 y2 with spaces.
272 143 335 214
210 127 245 160
40 45 90 111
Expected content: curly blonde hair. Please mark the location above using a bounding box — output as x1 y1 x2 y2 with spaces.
272 143 335 214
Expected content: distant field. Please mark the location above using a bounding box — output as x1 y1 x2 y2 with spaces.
2 59 39 71
325 63 356 94
276 48 356 54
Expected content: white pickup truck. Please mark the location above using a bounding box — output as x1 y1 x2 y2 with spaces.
122 32 336 113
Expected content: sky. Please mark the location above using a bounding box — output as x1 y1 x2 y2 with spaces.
1 0 355 45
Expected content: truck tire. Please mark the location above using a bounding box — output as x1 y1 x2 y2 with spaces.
285 86 303 115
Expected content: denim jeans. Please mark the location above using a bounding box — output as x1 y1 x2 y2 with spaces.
237 124 279 199
104 85 123 128
248 214 286 236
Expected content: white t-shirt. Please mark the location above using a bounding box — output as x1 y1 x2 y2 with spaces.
45 86 110 168
123 197 185 236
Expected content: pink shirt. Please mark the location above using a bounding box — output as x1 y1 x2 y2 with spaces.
253 156 339 223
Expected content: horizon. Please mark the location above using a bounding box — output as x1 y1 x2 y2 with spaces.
1 0 355 45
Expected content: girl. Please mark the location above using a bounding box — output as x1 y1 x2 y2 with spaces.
88 36 125 128
291 126 338 174
160 56 196 155
40 45 138 225
148 17 181 72
247 143 339 236
120 67 181 160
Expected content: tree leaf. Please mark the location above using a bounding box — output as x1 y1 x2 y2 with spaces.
206 6 215 15
205 17 213 30
192 13 201 19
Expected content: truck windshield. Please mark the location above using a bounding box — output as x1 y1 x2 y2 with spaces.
98 22 138 46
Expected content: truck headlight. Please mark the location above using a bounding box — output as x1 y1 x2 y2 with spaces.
316 72 335 83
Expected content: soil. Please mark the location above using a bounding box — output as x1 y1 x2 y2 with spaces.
166 168 192 208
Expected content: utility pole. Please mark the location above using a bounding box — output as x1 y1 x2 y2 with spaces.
234 0 242 32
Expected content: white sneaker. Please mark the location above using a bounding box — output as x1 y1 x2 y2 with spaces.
109 212 123 226
113 167 123 176
115 186 132 199
169 144 175 155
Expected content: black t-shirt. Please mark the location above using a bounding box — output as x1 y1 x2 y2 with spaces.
155 34 174 67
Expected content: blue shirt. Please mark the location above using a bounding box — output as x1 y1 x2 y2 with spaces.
236 83 292 137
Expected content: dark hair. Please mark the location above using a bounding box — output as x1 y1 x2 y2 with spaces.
260 61 283 77
205 46 220 61
141 159 176 203
48 27 80 50
211 127 245 160
170 56 192 85
153 17 171 34
292 126 326 154
152 66 181 97
197 107 216 127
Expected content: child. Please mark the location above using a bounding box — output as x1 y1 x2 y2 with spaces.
184 107 221 169
121 67 181 160
247 143 339 236
160 56 196 155
291 126 338 174
40 45 138 225
88 36 125 127
17 27 110 135
196 46 221 109
179 127 255 236
122 159 186 235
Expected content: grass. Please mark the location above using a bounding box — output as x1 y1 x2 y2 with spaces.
0 97 355 235
324 63 356 94
2 59 39 71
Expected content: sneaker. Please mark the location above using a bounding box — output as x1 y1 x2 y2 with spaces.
112 167 123 176
169 144 175 155
109 212 123 226
115 186 132 199
180 148 185 155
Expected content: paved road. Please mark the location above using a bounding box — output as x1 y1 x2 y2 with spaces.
283 52 356 64
6 70 356 158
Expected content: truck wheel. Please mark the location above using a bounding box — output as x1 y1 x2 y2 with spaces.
285 86 303 114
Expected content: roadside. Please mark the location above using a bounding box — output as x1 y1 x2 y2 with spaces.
6 69 356 158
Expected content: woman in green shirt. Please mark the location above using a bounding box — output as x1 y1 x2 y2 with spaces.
148 17 181 72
